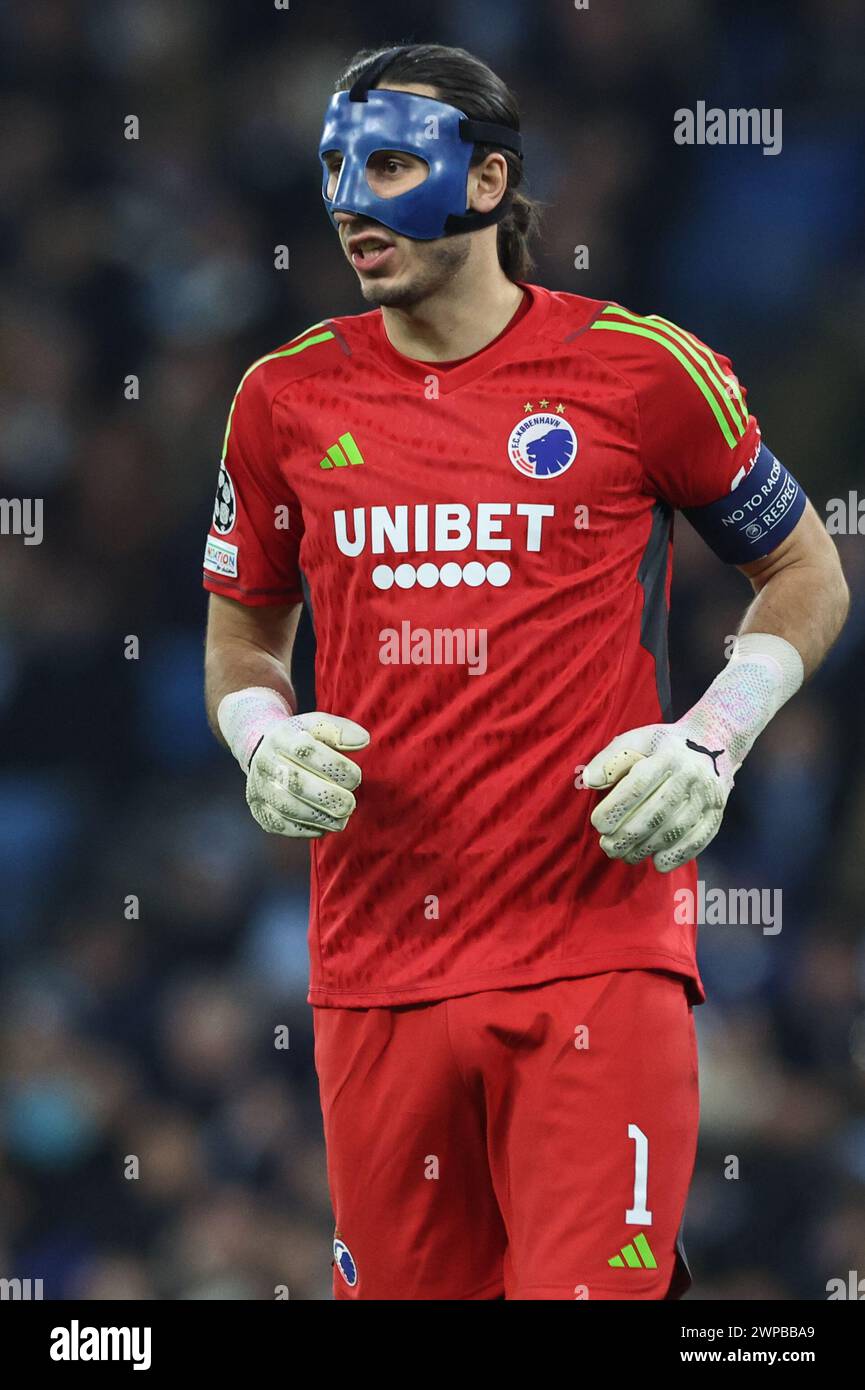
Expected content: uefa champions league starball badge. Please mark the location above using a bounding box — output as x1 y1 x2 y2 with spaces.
212 462 237 534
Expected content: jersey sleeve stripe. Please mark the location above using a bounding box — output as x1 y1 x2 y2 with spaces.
595 305 747 439
647 313 749 428
590 311 740 449
286 319 329 345
219 331 335 462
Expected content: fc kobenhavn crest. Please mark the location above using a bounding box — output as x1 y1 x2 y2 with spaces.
508 407 578 479
333 1236 358 1287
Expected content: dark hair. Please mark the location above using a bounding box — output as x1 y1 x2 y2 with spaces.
335 42 541 281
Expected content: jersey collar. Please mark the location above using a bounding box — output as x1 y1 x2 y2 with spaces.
373 281 552 394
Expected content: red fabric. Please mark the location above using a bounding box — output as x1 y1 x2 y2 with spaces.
314 969 699 1300
203 284 762 1006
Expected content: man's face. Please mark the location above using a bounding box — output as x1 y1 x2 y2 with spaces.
325 82 472 309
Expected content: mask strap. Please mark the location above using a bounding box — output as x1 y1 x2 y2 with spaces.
443 196 514 236
459 119 523 159
450 120 522 236
348 47 411 101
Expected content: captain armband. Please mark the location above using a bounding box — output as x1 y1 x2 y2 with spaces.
682 443 807 564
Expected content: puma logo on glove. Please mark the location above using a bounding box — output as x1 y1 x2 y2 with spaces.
684 739 725 776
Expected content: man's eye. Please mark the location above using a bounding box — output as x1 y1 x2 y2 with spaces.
372 156 404 176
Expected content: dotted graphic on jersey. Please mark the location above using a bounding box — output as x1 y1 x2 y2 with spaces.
372 560 511 590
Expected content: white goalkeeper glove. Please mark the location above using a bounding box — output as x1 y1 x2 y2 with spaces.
217 687 369 838
583 634 804 873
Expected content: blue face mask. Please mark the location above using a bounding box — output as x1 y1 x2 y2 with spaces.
318 77 522 242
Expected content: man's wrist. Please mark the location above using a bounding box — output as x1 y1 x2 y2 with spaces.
729 632 805 708
676 632 804 773
217 686 294 771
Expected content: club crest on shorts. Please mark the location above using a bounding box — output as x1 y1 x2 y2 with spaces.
333 1236 358 1287
212 462 236 534
508 411 578 479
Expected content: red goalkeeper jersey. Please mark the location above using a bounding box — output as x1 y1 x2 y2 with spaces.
203 284 763 1007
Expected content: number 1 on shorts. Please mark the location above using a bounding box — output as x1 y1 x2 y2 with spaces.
625 1122 653 1225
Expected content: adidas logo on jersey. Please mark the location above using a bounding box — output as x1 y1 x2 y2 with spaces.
606 1239 661 1273
319 432 364 469
608 1232 657 1269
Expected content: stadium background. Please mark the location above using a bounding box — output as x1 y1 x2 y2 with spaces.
1 0 863 1300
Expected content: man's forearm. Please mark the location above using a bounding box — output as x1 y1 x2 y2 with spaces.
739 560 849 679
736 503 850 679
585 511 850 871
204 596 302 744
204 644 296 744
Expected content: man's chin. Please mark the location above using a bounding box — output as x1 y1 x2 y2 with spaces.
356 274 422 309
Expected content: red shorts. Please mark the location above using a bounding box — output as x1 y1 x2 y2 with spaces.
313 969 699 1300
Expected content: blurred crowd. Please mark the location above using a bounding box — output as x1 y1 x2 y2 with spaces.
1 0 864 1299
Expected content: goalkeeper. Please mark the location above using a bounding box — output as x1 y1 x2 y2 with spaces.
202 41 849 1301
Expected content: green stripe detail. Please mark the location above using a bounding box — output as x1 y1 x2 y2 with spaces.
634 1233 657 1269
326 442 349 467
339 431 364 465
599 305 745 435
621 1243 641 1269
647 313 748 429
220 328 335 461
608 1255 625 1267
591 315 738 449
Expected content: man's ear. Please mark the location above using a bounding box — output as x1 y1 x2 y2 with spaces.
468 152 509 214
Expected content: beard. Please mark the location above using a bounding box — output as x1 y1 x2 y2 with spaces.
358 234 472 308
